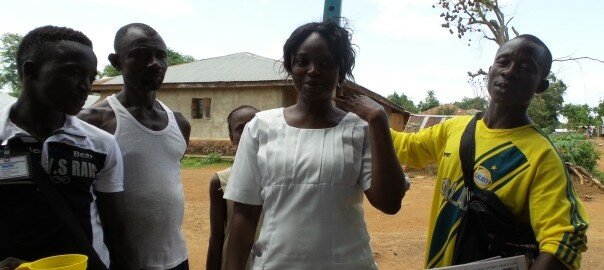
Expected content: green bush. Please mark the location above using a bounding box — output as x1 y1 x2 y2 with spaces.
181 153 231 168
594 171 604 184
204 152 223 163
550 134 600 172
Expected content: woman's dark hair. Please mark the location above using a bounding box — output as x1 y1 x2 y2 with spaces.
283 20 356 82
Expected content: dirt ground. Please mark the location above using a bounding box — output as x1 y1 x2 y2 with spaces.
181 154 604 269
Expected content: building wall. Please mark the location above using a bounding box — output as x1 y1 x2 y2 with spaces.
97 91 115 103
94 85 408 138
389 112 407 131
282 87 298 107
94 86 286 139
158 86 286 139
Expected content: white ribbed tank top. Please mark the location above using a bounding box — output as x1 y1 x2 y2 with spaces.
107 94 188 269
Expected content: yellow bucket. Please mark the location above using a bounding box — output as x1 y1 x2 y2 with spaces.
15 254 87 270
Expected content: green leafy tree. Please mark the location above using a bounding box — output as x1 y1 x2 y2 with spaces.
99 48 196 78
99 65 120 78
387 91 419 113
562 103 596 131
454 96 488 111
418 90 440 112
527 74 566 133
594 99 604 124
167 49 196 66
0 33 23 97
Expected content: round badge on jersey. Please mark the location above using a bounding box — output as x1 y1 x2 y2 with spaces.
473 166 492 189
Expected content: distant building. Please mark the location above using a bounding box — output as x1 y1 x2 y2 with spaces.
92 52 410 140
403 104 477 133
404 114 453 133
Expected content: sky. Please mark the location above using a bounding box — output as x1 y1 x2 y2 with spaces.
1 0 603 106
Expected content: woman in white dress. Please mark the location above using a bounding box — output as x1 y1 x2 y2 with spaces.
224 21 408 270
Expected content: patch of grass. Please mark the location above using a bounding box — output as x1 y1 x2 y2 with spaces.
181 153 232 168
594 170 604 184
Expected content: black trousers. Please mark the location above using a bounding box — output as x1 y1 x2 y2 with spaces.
168 260 189 270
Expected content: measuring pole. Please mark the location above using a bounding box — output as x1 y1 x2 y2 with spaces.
323 0 342 25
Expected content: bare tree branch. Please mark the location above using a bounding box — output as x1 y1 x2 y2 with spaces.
566 162 604 190
475 9 498 39
484 35 497 42
495 10 509 44
505 16 514 27
492 4 505 31
489 0 508 43
511 26 519 37
553 56 604 64
467 68 488 78
468 18 492 26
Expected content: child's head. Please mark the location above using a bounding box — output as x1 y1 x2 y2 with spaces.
227 105 259 146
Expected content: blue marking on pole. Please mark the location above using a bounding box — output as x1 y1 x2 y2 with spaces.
323 0 342 25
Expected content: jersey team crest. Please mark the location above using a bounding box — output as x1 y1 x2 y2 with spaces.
473 166 492 189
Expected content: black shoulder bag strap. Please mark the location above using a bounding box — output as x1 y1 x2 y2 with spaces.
454 114 539 265
452 113 486 264
29 155 108 270
460 113 482 191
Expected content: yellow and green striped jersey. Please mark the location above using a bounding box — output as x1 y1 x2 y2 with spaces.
391 116 589 269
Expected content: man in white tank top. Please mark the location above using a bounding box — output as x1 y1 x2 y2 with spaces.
78 23 191 270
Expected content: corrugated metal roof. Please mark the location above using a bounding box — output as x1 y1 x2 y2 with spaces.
100 52 287 85
93 52 409 115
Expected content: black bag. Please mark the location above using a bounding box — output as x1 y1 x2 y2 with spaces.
451 114 539 265
1 136 108 270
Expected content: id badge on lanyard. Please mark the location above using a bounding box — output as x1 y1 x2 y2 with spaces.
0 137 36 182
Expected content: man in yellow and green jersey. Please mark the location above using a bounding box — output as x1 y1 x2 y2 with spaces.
391 115 588 269
336 34 588 269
